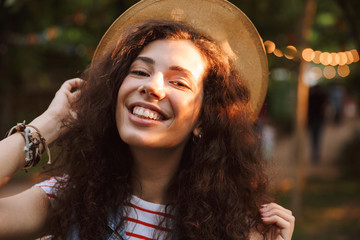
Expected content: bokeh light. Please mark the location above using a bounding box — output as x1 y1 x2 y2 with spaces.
337 65 350 77
351 49 359 63
284 45 297 59
345 51 354 64
320 52 330 65
323 66 336 79
302 48 315 62
264 40 276 54
338 52 347 65
313 50 322 64
310 66 323 80
305 66 322 86
273 48 283 57
46 27 59 41
329 53 340 66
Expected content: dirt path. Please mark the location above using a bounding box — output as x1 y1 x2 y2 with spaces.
267 117 360 190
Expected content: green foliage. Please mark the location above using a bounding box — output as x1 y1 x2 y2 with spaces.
0 0 359 135
0 0 132 133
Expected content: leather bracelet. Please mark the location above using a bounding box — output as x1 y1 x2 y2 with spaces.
6 121 51 170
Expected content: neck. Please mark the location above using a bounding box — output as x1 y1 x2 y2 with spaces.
130 144 186 204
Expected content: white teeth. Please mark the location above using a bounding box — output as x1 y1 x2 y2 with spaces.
132 106 162 120
144 110 149 118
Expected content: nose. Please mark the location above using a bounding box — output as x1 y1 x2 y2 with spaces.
138 72 166 100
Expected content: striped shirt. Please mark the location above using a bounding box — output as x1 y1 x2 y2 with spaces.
35 178 174 240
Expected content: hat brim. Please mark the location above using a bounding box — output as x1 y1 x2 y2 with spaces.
93 0 268 115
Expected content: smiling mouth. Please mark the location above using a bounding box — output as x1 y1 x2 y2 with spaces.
132 106 165 121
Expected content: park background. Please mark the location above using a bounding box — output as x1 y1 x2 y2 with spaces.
0 0 359 239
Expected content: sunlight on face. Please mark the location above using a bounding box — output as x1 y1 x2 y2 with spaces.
116 39 206 149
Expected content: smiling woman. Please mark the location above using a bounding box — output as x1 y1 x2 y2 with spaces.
117 40 205 149
0 1 294 240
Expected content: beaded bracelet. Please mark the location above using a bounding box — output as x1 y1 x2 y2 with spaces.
6 121 51 169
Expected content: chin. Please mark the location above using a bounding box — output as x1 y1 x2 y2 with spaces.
120 132 155 148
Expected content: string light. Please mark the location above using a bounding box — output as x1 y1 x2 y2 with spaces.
273 48 284 57
302 48 314 62
351 49 359 62
313 51 321 64
320 52 330 65
264 40 276 54
338 52 347 65
329 52 340 66
284 45 297 59
264 40 358 80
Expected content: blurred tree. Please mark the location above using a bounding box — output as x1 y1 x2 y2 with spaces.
0 0 359 134
231 0 360 133
0 0 137 132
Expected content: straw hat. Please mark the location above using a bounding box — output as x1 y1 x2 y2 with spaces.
93 0 268 115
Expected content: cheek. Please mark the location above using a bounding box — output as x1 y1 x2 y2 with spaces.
115 84 129 127
173 92 203 124
116 77 133 113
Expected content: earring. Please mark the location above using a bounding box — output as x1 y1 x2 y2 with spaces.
192 132 202 143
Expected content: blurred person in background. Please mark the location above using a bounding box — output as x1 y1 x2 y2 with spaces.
308 84 328 164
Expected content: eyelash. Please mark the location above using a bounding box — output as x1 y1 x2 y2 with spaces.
129 70 191 90
170 80 190 89
130 70 150 77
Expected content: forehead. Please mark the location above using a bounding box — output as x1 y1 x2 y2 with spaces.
137 39 206 80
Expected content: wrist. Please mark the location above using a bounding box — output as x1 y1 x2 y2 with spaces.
29 111 64 146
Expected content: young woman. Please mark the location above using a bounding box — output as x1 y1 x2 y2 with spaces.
0 1 294 240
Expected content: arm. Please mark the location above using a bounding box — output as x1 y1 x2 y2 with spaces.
0 187 50 240
0 78 82 239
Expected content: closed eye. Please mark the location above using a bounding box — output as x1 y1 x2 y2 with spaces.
169 80 191 90
130 70 150 77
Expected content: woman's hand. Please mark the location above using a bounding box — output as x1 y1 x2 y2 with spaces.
46 78 83 120
260 202 295 240
30 78 83 144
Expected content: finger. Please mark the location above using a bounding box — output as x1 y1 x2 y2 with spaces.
262 214 290 228
61 78 84 92
260 203 295 235
261 203 293 216
68 88 82 103
60 79 83 102
260 207 295 223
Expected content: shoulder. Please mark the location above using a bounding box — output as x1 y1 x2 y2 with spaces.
33 176 68 204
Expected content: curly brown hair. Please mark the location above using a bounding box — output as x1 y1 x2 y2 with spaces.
45 19 270 240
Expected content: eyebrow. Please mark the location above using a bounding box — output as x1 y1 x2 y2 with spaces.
135 56 196 81
135 56 155 65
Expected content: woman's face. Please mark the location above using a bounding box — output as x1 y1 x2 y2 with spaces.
116 39 206 149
